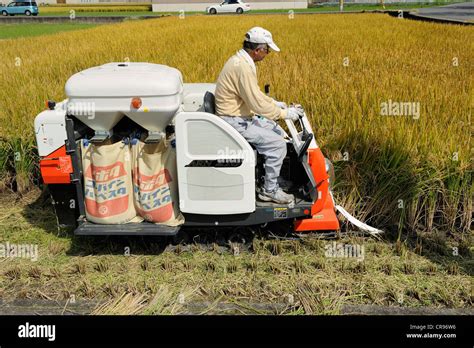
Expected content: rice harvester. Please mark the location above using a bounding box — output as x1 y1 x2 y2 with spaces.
34 62 381 237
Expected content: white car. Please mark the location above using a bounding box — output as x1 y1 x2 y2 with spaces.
207 0 250 14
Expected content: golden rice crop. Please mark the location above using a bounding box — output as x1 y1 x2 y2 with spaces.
0 14 471 233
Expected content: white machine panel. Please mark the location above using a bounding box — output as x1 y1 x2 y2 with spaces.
34 102 67 157
175 112 255 215
182 83 216 112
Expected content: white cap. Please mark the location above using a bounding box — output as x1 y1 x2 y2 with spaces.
245 27 280 52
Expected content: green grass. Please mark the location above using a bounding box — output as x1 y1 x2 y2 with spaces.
0 190 471 314
0 23 98 39
37 11 160 17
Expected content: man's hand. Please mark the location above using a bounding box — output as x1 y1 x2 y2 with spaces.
284 106 304 121
273 99 288 109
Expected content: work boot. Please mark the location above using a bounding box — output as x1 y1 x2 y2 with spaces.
258 187 295 204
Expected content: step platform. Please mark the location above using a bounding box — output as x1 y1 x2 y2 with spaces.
74 221 180 236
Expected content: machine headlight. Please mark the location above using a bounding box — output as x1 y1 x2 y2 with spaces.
325 158 335 189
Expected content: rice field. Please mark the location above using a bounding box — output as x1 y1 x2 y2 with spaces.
0 14 471 235
0 190 472 313
38 4 153 13
0 14 472 312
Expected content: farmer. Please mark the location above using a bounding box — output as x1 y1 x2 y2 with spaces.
215 26 304 204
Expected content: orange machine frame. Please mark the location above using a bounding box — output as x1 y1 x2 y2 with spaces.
39 145 73 184
294 148 340 232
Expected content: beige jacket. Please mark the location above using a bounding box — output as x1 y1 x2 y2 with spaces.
214 50 288 121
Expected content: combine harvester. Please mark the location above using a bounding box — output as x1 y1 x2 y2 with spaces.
34 62 381 239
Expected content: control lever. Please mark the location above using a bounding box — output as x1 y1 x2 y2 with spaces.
298 131 313 162
289 105 312 162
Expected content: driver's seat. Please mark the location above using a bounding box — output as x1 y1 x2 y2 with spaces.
203 91 216 115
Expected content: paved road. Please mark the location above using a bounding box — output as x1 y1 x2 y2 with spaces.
410 2 474 23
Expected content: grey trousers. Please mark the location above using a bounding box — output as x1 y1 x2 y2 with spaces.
220 116 286 192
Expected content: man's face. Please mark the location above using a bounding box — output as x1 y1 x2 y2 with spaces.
253 44 269 62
